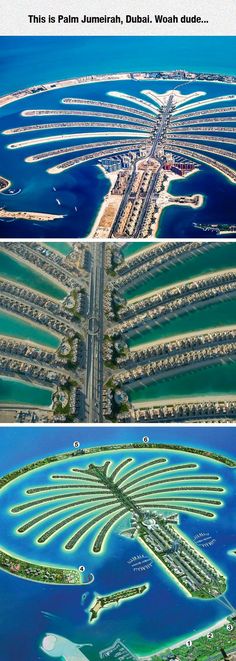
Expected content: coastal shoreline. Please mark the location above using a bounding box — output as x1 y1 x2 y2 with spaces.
149 615 229 657
88 165 119 238
0 374 55 408
0 209 64 222
0 176 11 193
154 168 203 237
0 306 62 347
8 130 147 150
0 274 67 305
0 246 69 298
0 402 52 411
130 323 236 351
1 73 236 110
90 166 204 239
0 332 58 352
128 267 236 304
132 393 236 409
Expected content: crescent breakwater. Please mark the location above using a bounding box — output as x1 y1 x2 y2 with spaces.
1 68 236 237
1 70 236 109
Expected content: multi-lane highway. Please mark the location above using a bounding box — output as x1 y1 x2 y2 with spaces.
111 96 174 238
150 94 174 157
85 243 105 422
109 157 140 238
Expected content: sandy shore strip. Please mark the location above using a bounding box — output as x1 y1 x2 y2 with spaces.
8 131 147 150
88 166 119 238
153 168 203 237
0 400 52 412
132 394 236 409
0 246 69 297
151 616 229 657
0 332 59 353
0 209 64 222
0 75 235 110
130 324 236 352
0 176 11 193
0 275 67 305
0 408 54 421
127 267 236 304
0 374 55 406
0 401 53 410
123 242 159 263
0 307 62 346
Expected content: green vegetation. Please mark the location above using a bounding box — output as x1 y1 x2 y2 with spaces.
0 547 82 585
0 443 234 492
63 289 83 319
79 461 226 598
139 516 226 600
1 451 228 598
152 617 236 660
155 444 236 467
89 583 148 622
53 380 78 420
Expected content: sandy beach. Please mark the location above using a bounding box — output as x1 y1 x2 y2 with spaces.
153 168 203 237
0 209 64 222
89 166 120 238
90 165 204 239
123 242 159 263
0 246 69 296
0 176 11 193
130 324 236 352
0 374 55 401
0 306 62 347
0 274 67 304
128 266 236 304
150 616 230 657
132 393 236 409
0 332 58 353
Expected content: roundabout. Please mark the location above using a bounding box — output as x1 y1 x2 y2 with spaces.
0 442 234 591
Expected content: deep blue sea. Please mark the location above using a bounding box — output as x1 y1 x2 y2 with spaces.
0 426 236 660
0 37 235 238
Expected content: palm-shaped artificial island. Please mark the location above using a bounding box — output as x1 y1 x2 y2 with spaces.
1 442 234 606
1 71 236 236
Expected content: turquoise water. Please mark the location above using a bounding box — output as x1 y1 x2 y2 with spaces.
0 309 60 349
0 375 53 407
0 430 236 661
130 360 236 404
122 242 155 259
1 37 235 95
125 243 236 300
0 37 235 238
44 242 72 256
157 165 236 239
0 250 66 299
129 296 236 347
